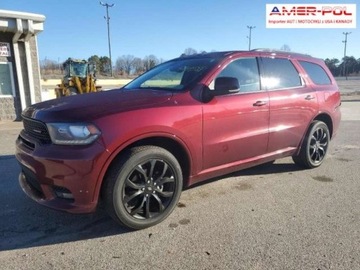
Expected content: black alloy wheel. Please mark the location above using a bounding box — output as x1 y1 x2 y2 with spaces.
123 158 177 220
103 146 183 230
293 121 330 168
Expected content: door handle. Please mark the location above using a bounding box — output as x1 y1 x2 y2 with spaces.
305 95 315 100
253 100 267 106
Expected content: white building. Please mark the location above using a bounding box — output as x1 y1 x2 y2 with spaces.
0 10 45 121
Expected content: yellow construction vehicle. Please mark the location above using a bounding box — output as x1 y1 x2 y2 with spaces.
55 58 101 98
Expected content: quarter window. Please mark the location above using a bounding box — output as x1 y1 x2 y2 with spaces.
299 61 332 85
213 58 260 92
261 58 302 90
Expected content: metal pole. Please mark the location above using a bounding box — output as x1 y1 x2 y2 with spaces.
247 26 255 51
342 32 351 80
100 2 114 77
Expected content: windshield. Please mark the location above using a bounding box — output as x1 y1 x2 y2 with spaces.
69 62 87 77
124 57 220 91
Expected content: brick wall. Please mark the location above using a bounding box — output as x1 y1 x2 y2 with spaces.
0 32 21 121
0 97 21 121
0 34 41 121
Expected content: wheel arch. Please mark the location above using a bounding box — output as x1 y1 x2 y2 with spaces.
128 136 191 185
294 112 334 157
313 113 334 138
97 135 192 201
293 117 331 168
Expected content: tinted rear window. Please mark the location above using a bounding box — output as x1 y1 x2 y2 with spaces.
261 58 302 90
299 61 332 85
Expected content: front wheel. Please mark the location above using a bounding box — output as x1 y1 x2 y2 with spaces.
292 121 330 169
65 87 78 96
103 146 183 230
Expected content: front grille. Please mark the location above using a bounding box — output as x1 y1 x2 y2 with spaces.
22 117 51 144
18 135 35 150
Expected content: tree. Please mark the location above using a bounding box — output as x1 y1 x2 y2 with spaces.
356 58 360 74
181 48 197 57
133 57 143 75
143 55 159 71
88 55 101 75
88 55 101 74
344 56 357 75
40 58 55 70
99 56 111 74
40 58 61 76
325 58 340 76
280 44 291 52
338 56 357 77
115 55 136 75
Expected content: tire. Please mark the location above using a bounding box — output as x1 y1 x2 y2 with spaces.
55 88 63 98
292 121 330 169
103 146 183 230
65 87 78 96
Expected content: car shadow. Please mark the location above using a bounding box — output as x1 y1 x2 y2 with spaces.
187 161 303 190
231 162 302 177
0 155 302 251
0 155 131 251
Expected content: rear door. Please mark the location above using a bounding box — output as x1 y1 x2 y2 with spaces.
202 57 270 169
259 56 319 154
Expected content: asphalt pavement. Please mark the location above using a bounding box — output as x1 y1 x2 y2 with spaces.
0 100 359 270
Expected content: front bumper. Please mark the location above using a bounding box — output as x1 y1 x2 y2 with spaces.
16 131 108 213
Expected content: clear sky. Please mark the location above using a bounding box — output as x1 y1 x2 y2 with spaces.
1 0 359 63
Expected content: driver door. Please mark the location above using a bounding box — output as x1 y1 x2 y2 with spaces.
202 57 270 169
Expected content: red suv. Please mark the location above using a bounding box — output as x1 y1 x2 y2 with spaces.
16 50 341 229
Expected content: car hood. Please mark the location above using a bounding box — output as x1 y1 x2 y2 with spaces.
22 89 173 122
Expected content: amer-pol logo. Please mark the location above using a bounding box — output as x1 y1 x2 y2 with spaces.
269 6 353 16
266 4 356 28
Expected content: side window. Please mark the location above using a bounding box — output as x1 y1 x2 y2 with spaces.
211 58 260 92
0 62 16 96
299 61 332 85
261 58 302 90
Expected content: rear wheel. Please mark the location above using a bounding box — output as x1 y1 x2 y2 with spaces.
103 146 183 230
292 121 330 168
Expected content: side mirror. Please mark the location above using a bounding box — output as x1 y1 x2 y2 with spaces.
214 77 240 95
199 77 241 103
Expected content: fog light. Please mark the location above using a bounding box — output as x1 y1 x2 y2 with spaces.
53 186 74 200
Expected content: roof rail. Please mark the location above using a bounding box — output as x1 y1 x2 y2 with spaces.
251 48 312 57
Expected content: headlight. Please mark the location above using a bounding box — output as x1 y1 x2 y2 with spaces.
47 123 101 145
